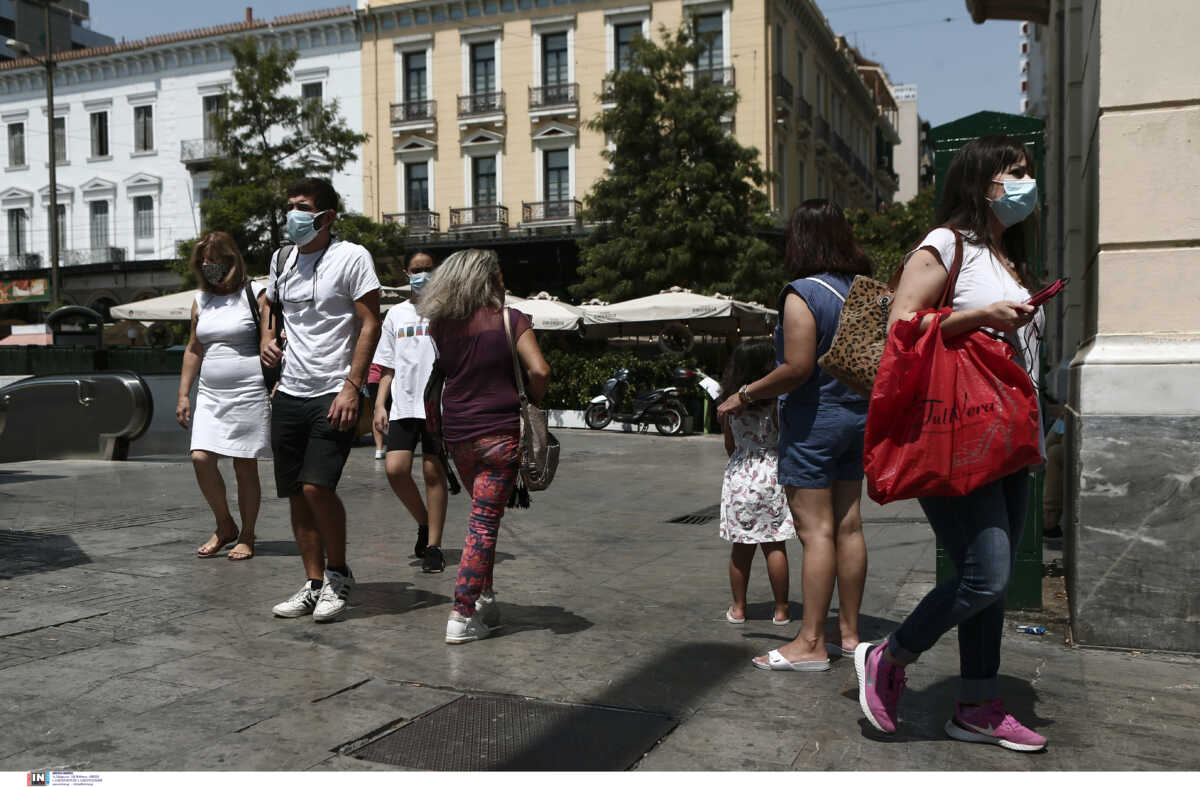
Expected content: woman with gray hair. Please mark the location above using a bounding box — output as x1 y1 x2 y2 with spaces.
418 249 550 644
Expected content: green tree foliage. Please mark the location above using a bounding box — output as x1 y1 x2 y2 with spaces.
572 25 779 305
331 214 409 285
192 37 369 271
846 185 936 284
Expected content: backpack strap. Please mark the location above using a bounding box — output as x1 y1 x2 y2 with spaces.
806 276 846 304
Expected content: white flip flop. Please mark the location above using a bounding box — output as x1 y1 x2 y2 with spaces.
826 643 856 657
771 616 791 626
752 649 832 672
725 607 746 624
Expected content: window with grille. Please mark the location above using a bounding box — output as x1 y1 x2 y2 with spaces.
134 105 154 152
89 201 109 250
696 14 723 71
46 204 67 251
544 149 569 206
471 42 495 95
202 95 227 140
301 83 323 133
615 23 641 72
406 162 429 212
404 52 427 103
7 208 26 256
134 196 154 242
53 117 66 163
6 123 23 167
542 33 568 86
90 112 108 158
472 156 496 207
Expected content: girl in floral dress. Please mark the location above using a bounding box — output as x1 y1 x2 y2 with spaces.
719 341 795 625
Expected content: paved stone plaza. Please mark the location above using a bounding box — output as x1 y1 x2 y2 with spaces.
1 430 1197 771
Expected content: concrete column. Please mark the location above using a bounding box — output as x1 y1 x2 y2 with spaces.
1066 0 1200 652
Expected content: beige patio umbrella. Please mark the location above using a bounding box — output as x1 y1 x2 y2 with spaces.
579 287 776 338
504 292 585 332
113 279 409 320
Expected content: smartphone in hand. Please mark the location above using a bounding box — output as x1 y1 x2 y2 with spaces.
1027 278 1069 307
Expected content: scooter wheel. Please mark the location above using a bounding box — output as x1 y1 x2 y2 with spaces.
584 402 612 430
655 402 688 435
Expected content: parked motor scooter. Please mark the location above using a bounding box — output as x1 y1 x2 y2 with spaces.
584 367 719 435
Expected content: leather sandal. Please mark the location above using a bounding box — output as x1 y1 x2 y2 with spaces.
227 538 255 561
197 529 239 557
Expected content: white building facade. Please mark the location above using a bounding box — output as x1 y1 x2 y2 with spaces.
0 7 362 304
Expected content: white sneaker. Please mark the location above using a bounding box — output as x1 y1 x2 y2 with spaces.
475 592 501 629
374 449 386 460
313 568 354 623
272 582 319 618
445 609 491 644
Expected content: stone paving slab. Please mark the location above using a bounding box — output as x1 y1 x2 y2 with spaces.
1 430 1198 771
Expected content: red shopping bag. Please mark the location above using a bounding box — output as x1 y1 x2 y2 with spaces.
864 308 1041 504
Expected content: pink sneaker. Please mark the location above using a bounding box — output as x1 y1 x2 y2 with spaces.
855 642 906 733
945 699 1047 752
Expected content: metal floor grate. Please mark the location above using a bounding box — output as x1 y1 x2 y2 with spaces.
665 504 720 525
346 694 675 771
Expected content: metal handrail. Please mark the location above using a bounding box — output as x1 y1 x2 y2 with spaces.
449 205 509 227
522 200 582 222
383 211 440 232
529 83 579 108
389 99 437 124
687 66 735 88
457 92 505 117
180 138 224 162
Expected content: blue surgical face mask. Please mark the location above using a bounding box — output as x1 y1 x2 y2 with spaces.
989 178 1038 227
286 209 327 246
408 271 431 294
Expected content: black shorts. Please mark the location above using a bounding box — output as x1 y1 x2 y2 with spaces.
271 391 355 497
387 418 437 454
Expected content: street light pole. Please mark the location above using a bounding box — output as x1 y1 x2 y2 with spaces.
43 0 61 308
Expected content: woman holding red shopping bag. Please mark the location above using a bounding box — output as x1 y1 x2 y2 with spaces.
854 136 1049 752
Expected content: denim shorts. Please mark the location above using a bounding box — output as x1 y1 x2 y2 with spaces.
777 399 868 488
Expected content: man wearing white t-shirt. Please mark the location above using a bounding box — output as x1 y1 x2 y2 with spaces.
260 178 382 623
372 251 448 574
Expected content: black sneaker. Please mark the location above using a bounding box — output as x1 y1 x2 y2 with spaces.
422 545 445 574
414 524 429 558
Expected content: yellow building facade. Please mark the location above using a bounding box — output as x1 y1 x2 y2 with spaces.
357 0 900 236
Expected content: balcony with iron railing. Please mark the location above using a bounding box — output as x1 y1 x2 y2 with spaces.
687 65 735 89
529 83 579 113
815 116 830 150
180 138 224 167
796 96 813 129
773 73 794 109
389 99 437 130
458 92 505 119
64 247 128 266
832 134 853 171
522 199 582 224
384 211 440 233
449 205 509 229
0 253 42 272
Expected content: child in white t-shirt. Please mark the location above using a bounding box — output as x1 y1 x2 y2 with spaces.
372 252 448 573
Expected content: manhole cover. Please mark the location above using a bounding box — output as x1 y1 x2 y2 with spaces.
346 694 675 771
665 504 720 525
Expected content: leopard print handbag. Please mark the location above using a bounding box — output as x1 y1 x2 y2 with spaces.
817 229 964 398
816 276 894 399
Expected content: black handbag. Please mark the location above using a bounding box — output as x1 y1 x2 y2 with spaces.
244 281 280 393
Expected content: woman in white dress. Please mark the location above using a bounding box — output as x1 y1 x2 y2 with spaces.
176 232 271 560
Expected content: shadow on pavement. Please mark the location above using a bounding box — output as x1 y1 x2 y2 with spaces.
249 540 303 557
352 581 452 618
0 531 91 579
0 470 67 485
487 602 593 637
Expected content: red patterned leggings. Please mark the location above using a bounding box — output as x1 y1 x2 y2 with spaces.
447 432 519 616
